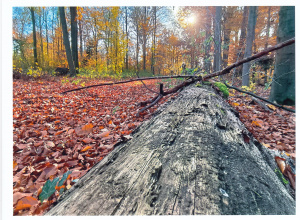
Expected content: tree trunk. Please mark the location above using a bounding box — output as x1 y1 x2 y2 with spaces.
59 7 76 76
44 8 49 67
242 6 257 86
30 7 38 67
151 6 157 75
70 7 79 69
222 7 230 68
213 6 222 72
236 6 249 76
125 7 129 70
39 11 44 67
204 7 212 73
79 18 83 58
46 83 295 215
269 6 295 105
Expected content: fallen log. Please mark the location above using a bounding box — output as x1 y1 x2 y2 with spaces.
46 83 295 215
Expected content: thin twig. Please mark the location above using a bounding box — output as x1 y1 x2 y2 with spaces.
224 82 295 113
135 72 160 94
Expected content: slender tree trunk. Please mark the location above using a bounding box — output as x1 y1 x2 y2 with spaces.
213 6 222 72
30 7 38 67
235 6 249 75
70 7 79 70
263 6 271 84
151 6 157 75
125 7 129 70
39 11 44 67
204 7 212 73
59 7 76 76
242 6 257 86
222 7 230 68
52 7 55 63
79 19 83 58
142 7 147 71
136 21 139 73
44 8 49 67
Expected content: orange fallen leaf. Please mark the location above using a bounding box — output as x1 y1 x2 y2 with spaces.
251 120 262 128
13 161 18 169
55 130 64 136
81 145 92 152
14 196 38 211
82 138 94 144
82 123 93 133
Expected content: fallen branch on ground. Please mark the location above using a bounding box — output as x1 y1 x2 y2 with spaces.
61 75 193 94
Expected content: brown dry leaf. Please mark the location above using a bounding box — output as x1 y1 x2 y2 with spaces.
275 156 286 174
98 131 110 138
82 138 94 144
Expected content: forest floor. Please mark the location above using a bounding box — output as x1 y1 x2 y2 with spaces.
12 76 295 215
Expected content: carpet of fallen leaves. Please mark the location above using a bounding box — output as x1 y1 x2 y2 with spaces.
227 86 295 160
13 76 295 215
13 76 181 215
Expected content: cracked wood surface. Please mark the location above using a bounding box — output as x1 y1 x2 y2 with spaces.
46 83 295 215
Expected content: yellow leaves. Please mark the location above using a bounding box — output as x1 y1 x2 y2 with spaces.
267 104 277 111
231 102 240 106
262 143 271 148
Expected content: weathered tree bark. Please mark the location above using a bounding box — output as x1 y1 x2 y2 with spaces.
47 84 295 215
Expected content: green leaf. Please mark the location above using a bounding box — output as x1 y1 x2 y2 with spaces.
59 188 65 195
57 170 72 187
39 177 60 204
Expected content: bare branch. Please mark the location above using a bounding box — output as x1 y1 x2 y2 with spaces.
203 38 295 80
137 94 163 117
61 75 192 94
